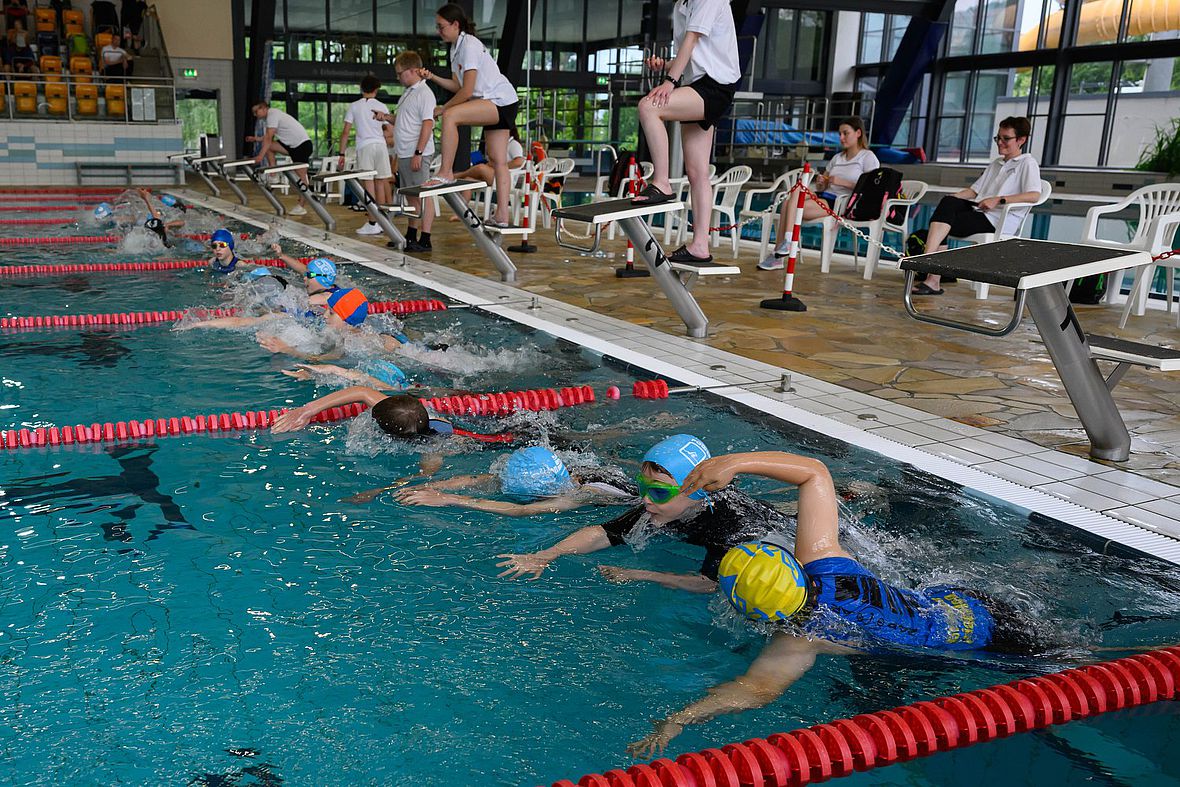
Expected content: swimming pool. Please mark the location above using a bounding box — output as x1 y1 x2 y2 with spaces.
2 198 1179 785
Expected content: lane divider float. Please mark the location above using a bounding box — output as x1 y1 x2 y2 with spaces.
0 235 119 246
547 645 1180 787
0 205 85 212
0 217 77 225
0 256 306 277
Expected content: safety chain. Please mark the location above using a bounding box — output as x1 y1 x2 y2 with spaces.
1152 248 1178 263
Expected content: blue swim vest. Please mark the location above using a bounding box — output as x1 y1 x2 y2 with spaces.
801 557 995 651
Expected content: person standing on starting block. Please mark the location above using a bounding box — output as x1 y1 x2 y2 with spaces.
631 0 740 265
251 100 314 216
417 3 520 230
337 74 394 238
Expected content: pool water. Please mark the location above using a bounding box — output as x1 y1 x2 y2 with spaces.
1 214 1179 786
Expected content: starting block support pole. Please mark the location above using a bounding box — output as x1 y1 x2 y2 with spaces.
276 166 335 232
617 214 708 338
443 190 517 283
344 178 405 249
225 159 285 216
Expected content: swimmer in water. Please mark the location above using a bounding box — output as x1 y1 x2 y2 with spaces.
350 445 637 511
625 450 1055 758
280 359 418 392
137 188 184 246
208 228 242 274
495 434 790 591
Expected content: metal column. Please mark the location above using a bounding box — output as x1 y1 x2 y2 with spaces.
281 171 335 232
214 163 248 205
442 190 517 283
1025 285 1130 461
344 179 405 249
618 214 709 338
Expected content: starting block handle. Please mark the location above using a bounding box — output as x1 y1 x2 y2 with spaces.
903 271 1027 337
553 216 603 255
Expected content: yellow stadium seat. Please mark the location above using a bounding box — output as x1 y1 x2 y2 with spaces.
95 32 113 50
65 22 83 38
75 84 98 116
14 82 37 114
40 56 63 83
105 83 125 117
63 9 84 29
69 56 93 83
34 8 55 33
46 83 68 116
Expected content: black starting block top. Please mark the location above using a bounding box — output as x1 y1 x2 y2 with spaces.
261 163 309 175
316 169 378 183
552 197 684 226
223 158 258 169
900 238 1150 290
1088 335 1180 371
399 179 486 198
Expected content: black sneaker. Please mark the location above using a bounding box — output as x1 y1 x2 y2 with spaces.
404 240 430 253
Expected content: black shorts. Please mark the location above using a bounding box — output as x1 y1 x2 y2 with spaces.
284 140 314 164
930 196 995 237
686 75 739 130
486 101 520 132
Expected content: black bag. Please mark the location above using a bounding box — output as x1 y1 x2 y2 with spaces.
906 228 928 258
844 167 903 222
1069 274 1107 305
607 150 632 197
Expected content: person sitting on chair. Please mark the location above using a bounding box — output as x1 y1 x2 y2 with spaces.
912 116 1041 296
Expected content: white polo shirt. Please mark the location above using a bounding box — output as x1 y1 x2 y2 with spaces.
393 80 436 159
265 107 311 149
673 0 741 86
825 148 880 196
450 32 518 107
344 96 391 150
970 153 1042 235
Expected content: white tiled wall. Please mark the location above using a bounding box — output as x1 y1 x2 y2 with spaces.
0 120 183 185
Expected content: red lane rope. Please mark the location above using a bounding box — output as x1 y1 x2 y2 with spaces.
0 217 77 225
0 403 370 450
0 235 119 246
179 232 252 241
0 298 443 331
0 257 302 277
420 385 595 416
0 187 125 193
0 205 86 212
548 645 1180 787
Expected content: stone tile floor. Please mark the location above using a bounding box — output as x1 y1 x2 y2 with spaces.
187 178 1180 486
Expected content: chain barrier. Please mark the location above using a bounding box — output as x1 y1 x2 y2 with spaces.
1152 248 1178 263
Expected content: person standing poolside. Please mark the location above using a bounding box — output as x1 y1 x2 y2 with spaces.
625 450 1057 758
337 74 394 238
912 116 1041 296
758 117 880 271
631 0 740 265
251 101 314 216
381 50 437 252
418 3 519 229
496 434 788 591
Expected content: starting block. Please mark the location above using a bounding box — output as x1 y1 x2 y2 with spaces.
552 197 740 338
223 158 286 214
399 179 517 282
261 163 335 231
314 169 405 249
902 238 1151 462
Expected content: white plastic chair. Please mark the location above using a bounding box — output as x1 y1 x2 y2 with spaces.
1080 183 1180 327
664 164 717 244
855 180 930 280
958 179 1053 299
737 169 800 261
538 157 576 228
608 161 655 240
313 155 346 205
707 165 753 258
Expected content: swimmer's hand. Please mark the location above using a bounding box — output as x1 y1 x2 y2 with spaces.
270 406 314 433
597 565 650 584
495 552 551 581
270 242 283 255
258 334 297 355
626 720 684 759
395 488 459 508
680 455 741 497
341 478 415 504
281 367 313 381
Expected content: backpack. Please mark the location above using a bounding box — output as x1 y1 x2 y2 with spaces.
843 167 903 222
1069 274 1107 305
607 150 632 198
69 33 89 56
906 228 928 258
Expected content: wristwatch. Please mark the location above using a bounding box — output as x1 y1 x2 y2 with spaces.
414 149 422 156
664 74 680 87
999 197 1007 205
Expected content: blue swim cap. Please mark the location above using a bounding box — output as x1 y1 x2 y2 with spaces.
211 228 235 250
501 447 574 499
243 267 273 281
93 202 112 220
160 194 178 207
364 360 408 389
642 434 711 501
306 257 337 286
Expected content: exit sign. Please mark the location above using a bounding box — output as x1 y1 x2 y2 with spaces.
597 75 609 87
181 68 199 78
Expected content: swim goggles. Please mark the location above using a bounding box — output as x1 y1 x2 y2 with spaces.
635 474 681 504
210 240 231 249
304 271 329 279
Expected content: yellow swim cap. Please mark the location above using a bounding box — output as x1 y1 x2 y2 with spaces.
718 541 810 622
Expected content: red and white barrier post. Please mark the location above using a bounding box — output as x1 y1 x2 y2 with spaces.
760 162 811 312
617 154 650 279
507 163 538 254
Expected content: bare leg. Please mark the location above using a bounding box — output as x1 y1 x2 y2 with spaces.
637 87 707 198
434 100 500 181
681 122 715 258
916 221 952 291
484 128 511 225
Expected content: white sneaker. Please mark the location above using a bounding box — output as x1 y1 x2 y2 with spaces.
288 204 307 216
757 253 786 271
356 222 383 235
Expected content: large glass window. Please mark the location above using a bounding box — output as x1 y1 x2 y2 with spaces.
755 8 828 85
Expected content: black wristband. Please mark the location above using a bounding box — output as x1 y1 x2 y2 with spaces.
414 149 422 156
664 74 680 87
999 197 1007 205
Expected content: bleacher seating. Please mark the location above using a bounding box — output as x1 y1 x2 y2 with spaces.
14 82 37 114
33 8 55 33
40 55 64 82
105 84 126 117
95 32 113 50
75 84 98 116
46 83 68 116
63 9 85 30
70 56 94 83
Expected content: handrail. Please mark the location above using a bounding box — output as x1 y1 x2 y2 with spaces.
3 72 176 124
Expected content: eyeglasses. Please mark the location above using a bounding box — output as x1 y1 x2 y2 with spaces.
993 135 1018 143
636 474 681 504
435 22 449 31
210 241 230 249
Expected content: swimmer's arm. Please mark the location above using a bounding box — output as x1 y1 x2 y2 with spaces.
412 492 585 517
173 315 267 331
682 452 848 564
627 632 846 759
257 335 344 362
599 567 717 593
273 248 307 274
496 525 612 580
282 362 395 389
270 386 388 433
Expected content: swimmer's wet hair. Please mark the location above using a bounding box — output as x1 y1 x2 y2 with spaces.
641 461 673 479
371 394 430 438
